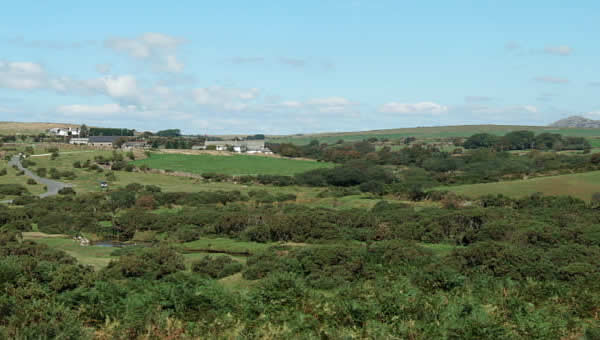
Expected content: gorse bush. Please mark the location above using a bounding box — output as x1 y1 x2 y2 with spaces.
191 256 243 279
1 185 600 338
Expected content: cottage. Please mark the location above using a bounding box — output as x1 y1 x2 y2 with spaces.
88 136 122 147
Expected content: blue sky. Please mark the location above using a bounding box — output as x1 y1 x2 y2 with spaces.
1 0 598 134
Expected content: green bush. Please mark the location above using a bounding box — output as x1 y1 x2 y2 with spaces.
0 184 28 196
58 187 76 195
191 256 243 279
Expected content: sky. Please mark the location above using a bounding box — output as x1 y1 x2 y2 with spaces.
0 0 599 134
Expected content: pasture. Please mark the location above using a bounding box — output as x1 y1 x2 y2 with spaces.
442 170 600 201
132 152 333 176
269 124 600 145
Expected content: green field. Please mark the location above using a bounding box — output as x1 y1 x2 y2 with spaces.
24 235 116 269
132 152 333 176
269 125 600 145
442 170 600 201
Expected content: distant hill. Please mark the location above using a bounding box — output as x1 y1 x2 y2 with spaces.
0 122 80 135
550 116 600 128
269 124 600 145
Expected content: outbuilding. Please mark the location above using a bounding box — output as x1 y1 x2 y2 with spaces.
88 136 122 147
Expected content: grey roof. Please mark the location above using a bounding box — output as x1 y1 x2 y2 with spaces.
88 136 122 143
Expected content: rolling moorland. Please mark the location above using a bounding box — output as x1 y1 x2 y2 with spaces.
2 122 600 338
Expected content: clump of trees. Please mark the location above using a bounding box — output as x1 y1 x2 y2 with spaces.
89 127 135 136
463 130 591 152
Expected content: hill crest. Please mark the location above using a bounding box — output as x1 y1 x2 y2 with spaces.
550 116 600 128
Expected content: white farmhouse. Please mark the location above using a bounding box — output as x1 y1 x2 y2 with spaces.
48 127 81 137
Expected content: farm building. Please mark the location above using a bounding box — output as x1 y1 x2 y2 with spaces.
200 140 272 153
69 138 89 145
48 127 81 136
122 141 150 150
88 136 122 147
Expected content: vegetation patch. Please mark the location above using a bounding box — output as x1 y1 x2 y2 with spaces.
442 170 600 201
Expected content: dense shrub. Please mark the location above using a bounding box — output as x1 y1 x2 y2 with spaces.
103 246 185 279
0 184 28 196
191 256 243 278
58 187 76 195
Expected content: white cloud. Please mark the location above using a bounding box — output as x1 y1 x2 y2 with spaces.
543 45 572 56
0 106 14 113
304 97 358 114
505 42 521 51
57 103 129 115
280 100 302 108
102 75 139 100
192 86 260 111
165 55 184 72
379 101 448 114
465 96 493 103
534 76 569 84
230 57 265 64
56 103 136 116
4 36 96 49
105 33 185 72
95 64 111 74
0 60 47 90
466 105 540 115
279 57 306 68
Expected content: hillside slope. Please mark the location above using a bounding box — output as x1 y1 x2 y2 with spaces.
550 116 600 128
0 122 80 135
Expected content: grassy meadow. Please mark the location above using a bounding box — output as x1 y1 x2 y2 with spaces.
441 170 600 201
132 152 333 176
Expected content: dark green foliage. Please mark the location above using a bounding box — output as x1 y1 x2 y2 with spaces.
463 133 500 149
202 172 231 182
103 246 185 279
20 158 36 168
58 187 76 195
191 256 243 278
35 167 46 177
156 129 182 137
89 127 134 136
2 184 600 338
48 167 77 180
0 184 28 196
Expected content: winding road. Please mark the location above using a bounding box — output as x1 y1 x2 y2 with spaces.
0 155 72 204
